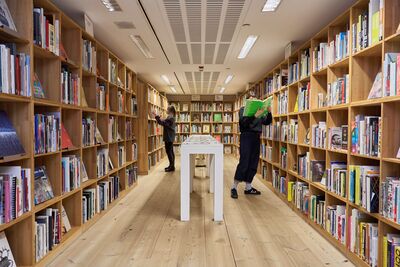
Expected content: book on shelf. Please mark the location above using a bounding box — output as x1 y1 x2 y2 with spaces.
182 103 189 112
383 53 400 97
326 205 346 245
96 181 108 212
327 74 349 106
0 0 16 30
61 123 74 150
309 195 325 226
0 44 31 97
81 86 89 108
397 147 400 159
33 8 60 55
82 39 96 74
33 73 45 99
325 162 347 197
310 161 325 183
243 96 272 117
382 233 400 267
34 166 54 205
348 165 379 209
300 48 310 78
82 188 96 223
351 115 381 157
213 113 222 123
311 121 326 148
82 116 95 147
0 110 25 159
0 166 31 223
81 161 89 183
61 66 80 105
34 112 61 154
96 83 107 111
203 124 210 134
380 176 400 222
108 58 117 84
61 205 71 233
97 148 109 177
328 125 348 150
297 82 310 112
61 155 81 193
59 43 68 61
348 209 378 266
126 166 138 186
0 232 16 266
367 72 383 99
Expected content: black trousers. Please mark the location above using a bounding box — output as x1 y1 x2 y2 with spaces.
165 141 175 168
234 132 260 183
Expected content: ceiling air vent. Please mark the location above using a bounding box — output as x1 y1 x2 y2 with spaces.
114 21 135 29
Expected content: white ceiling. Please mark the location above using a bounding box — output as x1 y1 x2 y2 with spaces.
52 0 356 95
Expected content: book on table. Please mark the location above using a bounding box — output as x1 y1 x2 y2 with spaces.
243 96 272 117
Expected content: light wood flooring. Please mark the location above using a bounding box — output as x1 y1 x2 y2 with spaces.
47 156 354 267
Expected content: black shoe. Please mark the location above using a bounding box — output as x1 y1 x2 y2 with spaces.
165 166 175 172
231 188 238 199
244 187 261 195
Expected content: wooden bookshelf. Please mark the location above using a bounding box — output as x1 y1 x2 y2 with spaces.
235 1 400 266
136 84 167 174
166 94 236 155
0 0 139 265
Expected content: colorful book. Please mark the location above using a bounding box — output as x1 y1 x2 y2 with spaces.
0 0 17 31
0 232 15 266
33 73 45 99
61 124 74 150
34 166 54 205
0 110 25 159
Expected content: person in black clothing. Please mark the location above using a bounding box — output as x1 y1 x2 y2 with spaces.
155 106 176 172
231 91 272 199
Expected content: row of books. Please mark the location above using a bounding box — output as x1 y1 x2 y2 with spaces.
35 208 61 261
223 135 232 144
82 116 96 147
148 121 162 136
351 0 383 53
328 125 348 150
82 39 96 74
272 170 286 195
33 8 60 55
0 166 31 224
383 53 400 97
61 66 80 106
96 83 107 111
277 90 288 115
300 49 311 79
117 91 124 113
109 116 122 142
380 176 400 222
288 61 299 84
148 135 163 152
327 74 350 106
288 119 298 144
118 146 125 167
61 155 82 193
97 148 109 178
281 147 287 169
34 112 60 154
127 166 138 187
351 115 381 157
190 103 230 112
174 134 189 143
349 165 379 212
311 121 327 148
108 58 117 85
0 44 31 97
177 113 190 123
348 209 378 266
294 82 310 112
325 162 347 198
326 205 346 245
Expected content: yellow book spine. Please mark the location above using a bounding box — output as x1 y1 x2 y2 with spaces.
355 166 361 205
383 236 388 267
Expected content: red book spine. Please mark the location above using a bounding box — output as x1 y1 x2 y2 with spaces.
46 19 49 50
4 178 10 223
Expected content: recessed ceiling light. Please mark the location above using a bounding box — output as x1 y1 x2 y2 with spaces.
237 35 258 59
161 75 170 85
101 0 122 12
224 75 234 84
262 0 281 12
169 86 177 93
129 35 154 59
219 87 225 93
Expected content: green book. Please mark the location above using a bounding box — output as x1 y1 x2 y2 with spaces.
213 113 222 122
243 96 272 117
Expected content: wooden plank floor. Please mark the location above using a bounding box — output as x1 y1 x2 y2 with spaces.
48 156 354 267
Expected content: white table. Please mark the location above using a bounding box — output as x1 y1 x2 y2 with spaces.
180 135 224 221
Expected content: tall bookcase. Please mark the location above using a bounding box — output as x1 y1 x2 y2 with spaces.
167 94 236 154
137 84 167 174
235 0 400 266
0 0 139 265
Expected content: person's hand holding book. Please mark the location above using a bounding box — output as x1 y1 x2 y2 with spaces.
255 108 265 118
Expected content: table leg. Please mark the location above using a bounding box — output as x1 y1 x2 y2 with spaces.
214 151 223 221
190 154 195 193
181 151 190 221
209 154 215 193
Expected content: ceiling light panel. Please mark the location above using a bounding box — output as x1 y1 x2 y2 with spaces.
262 0 281 12
129 35 154 59
169 86 177 93
219 87 225 93
101 0 122 12
237 35 258 59
224 74 234 84
161 75 171 84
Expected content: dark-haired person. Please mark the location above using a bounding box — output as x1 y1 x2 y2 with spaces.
154 106 176 172
231 91 272 199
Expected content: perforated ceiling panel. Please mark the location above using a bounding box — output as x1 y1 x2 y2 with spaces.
162 0 244 93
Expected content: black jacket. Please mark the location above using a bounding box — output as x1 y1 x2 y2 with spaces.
155 115 176 143
239 107 272 133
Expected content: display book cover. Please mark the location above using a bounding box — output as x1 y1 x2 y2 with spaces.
0 231 16 267
34 166 54 205
0 110 25 159
243 96 272 117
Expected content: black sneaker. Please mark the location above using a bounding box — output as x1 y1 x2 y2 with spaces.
165 166 175 172
231 188 238 199
244 187 261 195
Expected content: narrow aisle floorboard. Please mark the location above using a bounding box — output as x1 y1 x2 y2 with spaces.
48 156 354 267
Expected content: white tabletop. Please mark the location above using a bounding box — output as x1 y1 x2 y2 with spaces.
182 135 222 146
